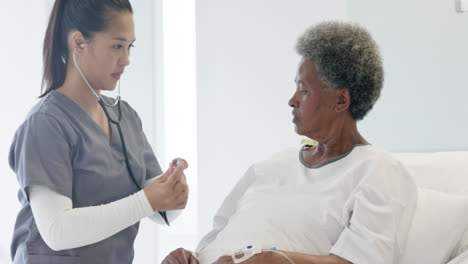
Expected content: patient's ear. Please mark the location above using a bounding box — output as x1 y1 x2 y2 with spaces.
335 88 351 113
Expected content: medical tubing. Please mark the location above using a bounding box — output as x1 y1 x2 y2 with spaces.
264 250 296 264
98 99 170 225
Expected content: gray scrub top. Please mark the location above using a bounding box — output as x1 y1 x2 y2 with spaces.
9 91 162 264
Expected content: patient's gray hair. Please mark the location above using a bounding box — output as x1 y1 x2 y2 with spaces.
296 21 384 121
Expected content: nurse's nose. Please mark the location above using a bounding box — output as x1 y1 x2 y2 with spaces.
120 49 130 67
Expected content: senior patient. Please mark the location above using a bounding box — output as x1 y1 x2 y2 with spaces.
163 21 417 264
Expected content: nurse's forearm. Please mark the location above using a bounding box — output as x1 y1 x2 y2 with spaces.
29 185 154 251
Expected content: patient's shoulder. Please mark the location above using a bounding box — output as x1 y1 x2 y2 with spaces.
356 145 406 170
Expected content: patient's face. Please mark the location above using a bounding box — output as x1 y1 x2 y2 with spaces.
288 58 340 138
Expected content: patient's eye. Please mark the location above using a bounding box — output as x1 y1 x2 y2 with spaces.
299 84 308 94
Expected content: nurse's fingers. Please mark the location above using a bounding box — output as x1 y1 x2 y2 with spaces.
166 164 185 187
172 179 188 208
173 183 188 204
176 190 189 209
176 200 188 210
172 158 189 170
173 174 187 190
157 163 175 183
159 158 188 184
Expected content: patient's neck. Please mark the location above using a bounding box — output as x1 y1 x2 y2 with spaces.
302 121 368 167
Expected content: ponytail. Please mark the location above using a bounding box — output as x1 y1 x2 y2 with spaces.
40 0 66 97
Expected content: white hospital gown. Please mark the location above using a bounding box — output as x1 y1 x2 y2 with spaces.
195 145 417 264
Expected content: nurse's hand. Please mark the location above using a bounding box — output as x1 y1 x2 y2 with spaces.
162 248 199 264
144 159 189 211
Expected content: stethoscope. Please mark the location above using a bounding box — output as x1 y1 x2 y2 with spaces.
73 48 170 226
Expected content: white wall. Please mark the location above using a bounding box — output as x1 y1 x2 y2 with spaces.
196 0 347 237
347 0 468 152
0 2 49 262
153 0 199 262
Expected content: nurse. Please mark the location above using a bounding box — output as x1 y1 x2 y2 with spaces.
8 0 189 263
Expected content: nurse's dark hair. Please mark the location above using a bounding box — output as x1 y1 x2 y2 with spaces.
40 0 133 98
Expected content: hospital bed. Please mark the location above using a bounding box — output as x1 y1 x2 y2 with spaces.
394 150 468 264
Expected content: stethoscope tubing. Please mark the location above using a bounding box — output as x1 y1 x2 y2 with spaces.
99 99 170 226
73 47 169 225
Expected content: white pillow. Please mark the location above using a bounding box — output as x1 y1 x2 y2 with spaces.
452 226 468 260
448 248 468 264
394 150 468 260
401 188 468 264
393 151 468 194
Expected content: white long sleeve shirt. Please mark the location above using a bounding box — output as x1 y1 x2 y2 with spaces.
29 178 181 251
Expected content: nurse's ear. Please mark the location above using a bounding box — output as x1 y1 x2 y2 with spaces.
69 30 87 54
